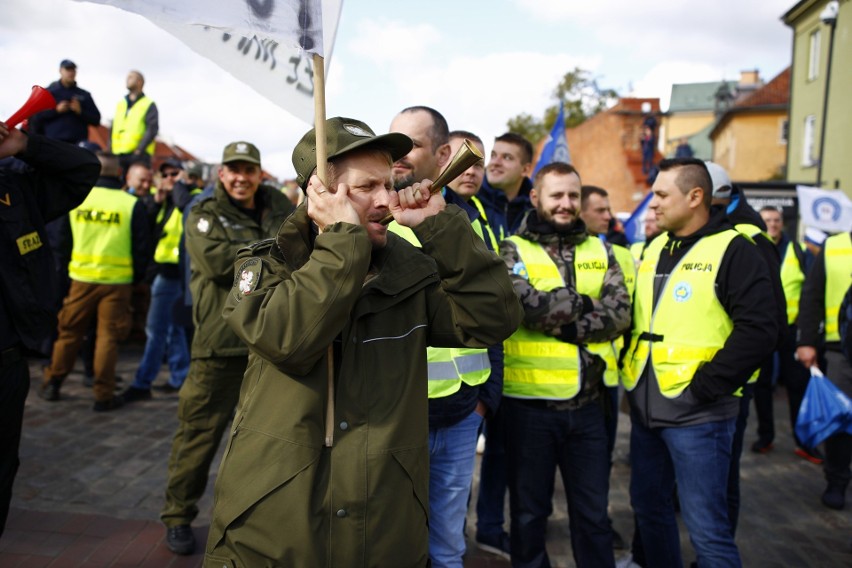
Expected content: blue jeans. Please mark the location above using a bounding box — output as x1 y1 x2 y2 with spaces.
428 410 483 568
504 398 614 568
630 415 741 568
132 274 189 389
476 404 508 539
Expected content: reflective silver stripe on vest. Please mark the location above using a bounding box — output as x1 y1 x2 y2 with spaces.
428 361 460 380
455 352 490 376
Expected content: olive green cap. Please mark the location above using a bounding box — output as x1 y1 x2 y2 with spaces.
292 117 412 189
222 141 261 165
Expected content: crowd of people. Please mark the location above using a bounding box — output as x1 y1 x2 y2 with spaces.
1 59 850 568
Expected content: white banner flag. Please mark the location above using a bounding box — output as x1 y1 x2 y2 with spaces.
74 0 342 123
796 185 852 233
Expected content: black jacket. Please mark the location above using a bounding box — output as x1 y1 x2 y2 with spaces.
627 209 779 428
722 186 787 349
0 135 99 354
476 176 534 237
30 80 101 144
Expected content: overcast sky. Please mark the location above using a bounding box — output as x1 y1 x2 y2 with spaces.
1 0 794 179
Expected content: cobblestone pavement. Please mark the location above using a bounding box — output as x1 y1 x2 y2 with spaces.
1 343 850 566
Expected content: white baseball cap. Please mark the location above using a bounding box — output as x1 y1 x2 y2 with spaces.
704 161 732 200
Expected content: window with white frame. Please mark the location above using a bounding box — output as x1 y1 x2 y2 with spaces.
803 115 816 166
808 29 821 81
779 119 789 145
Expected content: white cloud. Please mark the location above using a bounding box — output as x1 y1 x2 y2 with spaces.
348 18 442 64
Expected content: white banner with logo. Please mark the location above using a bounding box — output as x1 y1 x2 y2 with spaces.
796 185 852 233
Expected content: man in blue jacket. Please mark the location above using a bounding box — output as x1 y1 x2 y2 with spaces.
30 60 101 145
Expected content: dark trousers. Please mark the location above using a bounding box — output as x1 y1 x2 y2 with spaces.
476 404 509 539
0 354 29 537
161 356 246 527
505 398 614 568
752 357 775 444
728 383 755 537
824 351 852 490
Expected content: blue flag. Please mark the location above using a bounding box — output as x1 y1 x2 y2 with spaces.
532 102 571 176
622 191 653 244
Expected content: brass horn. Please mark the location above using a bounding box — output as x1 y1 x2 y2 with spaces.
380 138 484 225
5 86 56 128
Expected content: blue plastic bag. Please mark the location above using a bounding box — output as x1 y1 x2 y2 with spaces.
795 367 852 449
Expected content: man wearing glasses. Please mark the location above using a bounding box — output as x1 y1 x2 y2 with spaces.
123 158 191 401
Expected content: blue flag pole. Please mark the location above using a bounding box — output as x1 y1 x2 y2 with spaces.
532 102 571 176
622 191 653 244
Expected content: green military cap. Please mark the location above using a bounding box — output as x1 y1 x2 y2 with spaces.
292 116 412 189
222 141 261 166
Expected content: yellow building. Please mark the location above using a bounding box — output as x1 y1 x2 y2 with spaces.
784 0 851 191
662 72 764 159
710 68 790 181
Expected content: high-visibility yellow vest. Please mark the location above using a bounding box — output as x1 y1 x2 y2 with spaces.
630 241 645 262
471 194 505 243
68 187 136 284
780 241 805 325
612 243 636 298
153 203 183 265
503 235 609 399
388 219 491 398
112 96 155 155
824 232 852 342
623 230 739 398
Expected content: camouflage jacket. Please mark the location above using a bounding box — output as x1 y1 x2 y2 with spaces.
500 211 631 404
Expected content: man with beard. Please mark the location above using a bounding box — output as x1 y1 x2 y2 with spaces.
203 117 521 567
500 162 630 567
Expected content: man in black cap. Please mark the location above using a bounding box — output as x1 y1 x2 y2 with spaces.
159 141 294 555
203 117 522 567
30 59 101 145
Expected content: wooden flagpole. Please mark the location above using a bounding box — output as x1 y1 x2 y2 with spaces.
313 53 335 448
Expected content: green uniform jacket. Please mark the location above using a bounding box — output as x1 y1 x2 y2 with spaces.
205 205 522 567
184 182 294 359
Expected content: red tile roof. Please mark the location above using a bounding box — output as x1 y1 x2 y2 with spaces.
733 67 790 108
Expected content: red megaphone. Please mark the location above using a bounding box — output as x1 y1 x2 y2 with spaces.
5 86 56 128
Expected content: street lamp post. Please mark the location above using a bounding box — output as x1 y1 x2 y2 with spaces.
816 0 839 187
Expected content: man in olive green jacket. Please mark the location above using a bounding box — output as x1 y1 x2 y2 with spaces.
204 117 522 567
160 141 294 555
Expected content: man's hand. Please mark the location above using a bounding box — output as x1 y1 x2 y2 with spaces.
69 98 82 115
796 346 818 370
389 180 445 228
56 100 71 114
306 174 359 233
0 121 28 160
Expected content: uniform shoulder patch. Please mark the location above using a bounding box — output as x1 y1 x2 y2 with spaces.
195 216 212 234
233 257 262 300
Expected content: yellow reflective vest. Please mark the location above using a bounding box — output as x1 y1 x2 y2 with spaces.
624 230 739 398
68 187 136 284
112 96 155 155
388 216 492 398
153 202 182 265
471 195 504 243
780 241 805 325
503 235 609 399
824 232 852 342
